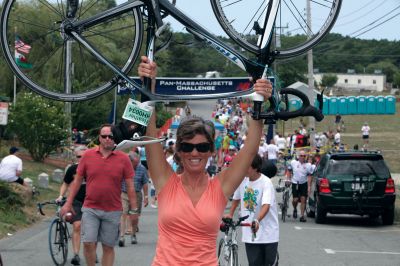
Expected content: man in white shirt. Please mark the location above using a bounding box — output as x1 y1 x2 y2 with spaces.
276 134 287 151
0 147 26 186
266 140 279 165
287 150 313 222
361 122 370 148
334 130 341 147
228 154 279 266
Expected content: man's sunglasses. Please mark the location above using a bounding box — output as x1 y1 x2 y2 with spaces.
100 134 114 140
179 142 211 153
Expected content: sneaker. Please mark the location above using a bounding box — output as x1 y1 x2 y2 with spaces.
293 209 298 219
150 204 157 208
300 216 307 222
71 254 80 265
136 226 139 233
131 234 137 244
95 254 99 264
118 236 125 247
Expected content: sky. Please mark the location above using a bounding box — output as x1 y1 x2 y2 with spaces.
164 0 400 41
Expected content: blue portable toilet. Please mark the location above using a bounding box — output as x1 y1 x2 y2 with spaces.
366 95 376 114
357 96 367 114
289 98 301 111
347 96 357 115
329 97 338 115
315 97 329 115
385 95 396 114
376 96 385 114
338 96 348 115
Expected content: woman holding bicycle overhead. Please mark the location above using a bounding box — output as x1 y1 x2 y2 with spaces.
138 56 272 265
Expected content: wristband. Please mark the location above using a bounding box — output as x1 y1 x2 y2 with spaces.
254 219 260 224
144 196 149 198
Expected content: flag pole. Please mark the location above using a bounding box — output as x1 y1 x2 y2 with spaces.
14 26 17 105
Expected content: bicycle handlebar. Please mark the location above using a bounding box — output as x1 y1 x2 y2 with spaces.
37 199 66 216
252 87 324 123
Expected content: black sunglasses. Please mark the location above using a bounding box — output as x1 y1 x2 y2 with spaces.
179 142 211 153
76 155 82 158
100 134 114 140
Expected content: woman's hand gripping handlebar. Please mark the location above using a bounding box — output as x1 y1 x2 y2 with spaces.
252 87 325 123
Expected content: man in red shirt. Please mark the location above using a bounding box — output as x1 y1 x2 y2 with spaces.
61 124 138 266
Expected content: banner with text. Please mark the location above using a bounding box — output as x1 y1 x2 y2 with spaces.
117 77 252 95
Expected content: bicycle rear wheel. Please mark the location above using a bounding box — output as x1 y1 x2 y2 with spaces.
281 192 287 222
0 0 143 101
48 219 68 266
211 0 342 58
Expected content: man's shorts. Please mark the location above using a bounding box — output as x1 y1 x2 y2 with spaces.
81 207 121 247
362 135 369 139
121 192 143 215
150 188 156 197
69 200 83 224
13 177 24 185
292 182 308 198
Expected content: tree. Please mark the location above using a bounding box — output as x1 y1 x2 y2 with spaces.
393 71 400 88
8 92 68 161
320 74 338 88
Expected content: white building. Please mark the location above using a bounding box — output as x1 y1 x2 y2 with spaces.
314 73 386 92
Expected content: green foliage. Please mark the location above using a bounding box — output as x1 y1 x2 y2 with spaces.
320 74 338 88
155 103 173 128
8 92 68 161
393 72 400 88
0 182 24 211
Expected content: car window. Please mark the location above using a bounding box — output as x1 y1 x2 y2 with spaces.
315 156 328 176
327 159 390 179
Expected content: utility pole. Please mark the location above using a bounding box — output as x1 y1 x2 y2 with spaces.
65 40 72 144
307 0 315 135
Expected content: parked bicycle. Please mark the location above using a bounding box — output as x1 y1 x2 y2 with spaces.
1 0 341 129
217 215 255 266
276 178 292 222
37 199 71 266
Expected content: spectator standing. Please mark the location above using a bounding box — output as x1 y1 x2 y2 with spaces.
361 122 370 149
276 134 287 152
287 150 313 222
266 140 279 165
227 154 279 266
334 130 341 147
56 146 88 265
0 147 28 187
335 113 342 131
61 124 138 266
119 152 149 246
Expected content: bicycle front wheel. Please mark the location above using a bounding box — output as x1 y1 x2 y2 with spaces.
281 192 287 222
0 0 143 101
211 0 342 58
48 219 68 266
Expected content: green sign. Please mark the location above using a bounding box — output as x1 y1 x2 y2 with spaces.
122 99 153 126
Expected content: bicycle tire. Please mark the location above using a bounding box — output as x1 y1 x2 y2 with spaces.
281 192 287 222
48 219 68 266
217 239 228 266
231 245 239 266
210 0 342 58
0 0 144 101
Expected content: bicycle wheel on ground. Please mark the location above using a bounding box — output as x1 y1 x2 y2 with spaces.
231 245 239 266
0 0 144 101
48 219 68 266
281 193 287 222
217 239 227 266
211 0 342 58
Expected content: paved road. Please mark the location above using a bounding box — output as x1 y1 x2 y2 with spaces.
1 181 399 266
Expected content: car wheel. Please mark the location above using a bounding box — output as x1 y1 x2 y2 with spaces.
315 198 327 224
382 208 394 225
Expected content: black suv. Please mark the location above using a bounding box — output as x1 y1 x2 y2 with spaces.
307 150 396 225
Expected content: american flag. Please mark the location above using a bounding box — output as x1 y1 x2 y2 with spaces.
15 36 31 54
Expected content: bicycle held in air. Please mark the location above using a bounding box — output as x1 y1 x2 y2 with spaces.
1 0 342 124
37 199 71 266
